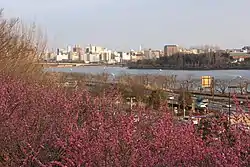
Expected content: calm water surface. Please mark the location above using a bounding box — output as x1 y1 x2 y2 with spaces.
46 66 250 80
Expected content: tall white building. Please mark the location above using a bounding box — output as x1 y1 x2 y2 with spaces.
85 44 104 54
56 48 69 61
67 45 72 52
56 54 69 61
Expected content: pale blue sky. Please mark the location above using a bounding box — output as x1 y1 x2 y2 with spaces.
1 0 250 51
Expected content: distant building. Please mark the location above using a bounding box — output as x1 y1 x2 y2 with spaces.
56 48 60 55
229 52 250 62
45 52 56 61
67 45 72 52
56 48 69 61
118 52 131 63
99 49 113 63
131 52 144 62
242 46 250 53
79 54 84 62
144 49 152 59
56 54 69 62
179 48 202 54
89 54 100 63
71 45 83 61
144 49 160 59
71 52 80 61
151 50 161 58
85 44 108 63
72 45 82 53
164 44 179 56
85 45 104 54
114 56 121 63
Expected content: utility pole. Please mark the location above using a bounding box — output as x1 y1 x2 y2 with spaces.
169 96 174 115
183 88 186 117
127 97 136 110
228 89 231 125
211 77 215 101
180 82 186 118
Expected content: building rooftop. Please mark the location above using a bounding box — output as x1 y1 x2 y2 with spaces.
242 46 250 50
229 52 250 57
164 44 178 47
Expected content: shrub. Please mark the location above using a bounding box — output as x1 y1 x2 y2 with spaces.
178 89 193 107
148 89 167 109
0 9 55 83
0 74 250 167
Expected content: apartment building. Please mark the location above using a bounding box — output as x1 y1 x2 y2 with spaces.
85 45 105 54
164 44 179 56
118 52 131 63
56 48 70 61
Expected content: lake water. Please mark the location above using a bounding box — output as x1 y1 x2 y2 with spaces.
45 66 250 80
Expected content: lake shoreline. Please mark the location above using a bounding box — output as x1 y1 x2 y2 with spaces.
45 66 250 80
127 66 250 71
45 64 125 68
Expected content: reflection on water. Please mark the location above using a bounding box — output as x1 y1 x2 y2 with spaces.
45 66 250 80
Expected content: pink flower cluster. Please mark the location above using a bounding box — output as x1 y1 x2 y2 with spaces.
0 74 249 167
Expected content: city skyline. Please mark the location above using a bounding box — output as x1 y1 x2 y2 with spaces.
1 0 250 51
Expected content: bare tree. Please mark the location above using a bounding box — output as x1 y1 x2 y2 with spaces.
143 74 150 86
182 74 194 91
0 9 47 81
215 79 228 94
97 72 109 83
238 79 248 95
245 82 249 94
171 75 177 89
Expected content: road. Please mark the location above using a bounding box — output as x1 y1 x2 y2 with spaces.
80 80 249 102
64 79 249 113
167 92 249 113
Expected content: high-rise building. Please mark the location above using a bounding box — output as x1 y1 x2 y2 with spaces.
56 48 60 55
72 45 82 53
144 49 152 59
85 44 104 54
67 45 72 52
164 44 179 56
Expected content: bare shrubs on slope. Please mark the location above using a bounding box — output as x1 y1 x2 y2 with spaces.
0 9 51 82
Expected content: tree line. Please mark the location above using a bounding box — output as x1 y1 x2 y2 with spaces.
133 51 250 69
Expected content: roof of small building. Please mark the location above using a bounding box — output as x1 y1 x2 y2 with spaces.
230 52 250 57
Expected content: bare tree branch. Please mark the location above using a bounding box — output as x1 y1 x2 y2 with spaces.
215 79 228 94
0 9 48 82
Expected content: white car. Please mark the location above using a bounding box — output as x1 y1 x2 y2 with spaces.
198 102 208 108
200 104 207 108
223 104 232 108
